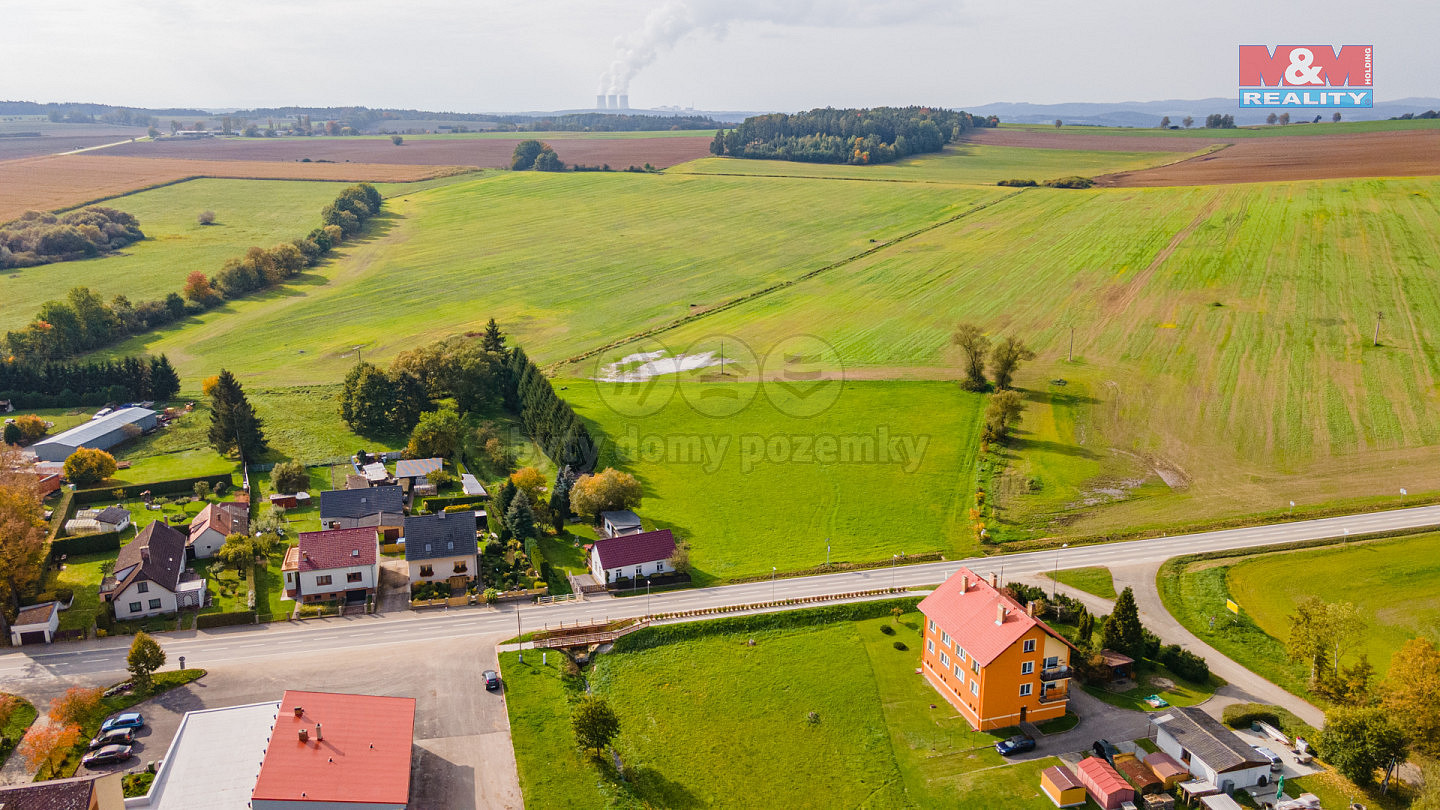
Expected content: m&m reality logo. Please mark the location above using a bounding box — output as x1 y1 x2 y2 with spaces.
1238 45 1372 108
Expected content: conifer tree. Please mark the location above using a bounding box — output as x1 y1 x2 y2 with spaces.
208 368 266 458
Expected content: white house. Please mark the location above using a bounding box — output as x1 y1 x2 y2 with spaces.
282 527 379 605
187 502 249 559
10 601 59 645
1152 707 1274 793
589 528 676 586
403 511 478 585
100 521 207 620
65 505 131 536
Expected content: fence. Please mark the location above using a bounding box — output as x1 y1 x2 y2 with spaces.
534 619 651 649
644 587 908 623
537 593 581 605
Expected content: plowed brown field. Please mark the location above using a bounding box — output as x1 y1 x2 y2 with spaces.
0 155 467 221
965 128 1212 152
90 134 711 169
1096 129 1440 186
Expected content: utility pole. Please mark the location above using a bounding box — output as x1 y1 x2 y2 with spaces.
1373 311 1383 347
825 538 830 567
1068 326 1074 362
1052 543 1068 599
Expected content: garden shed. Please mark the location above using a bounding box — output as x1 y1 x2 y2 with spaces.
1076 756 1136 810
1144 751 1189 788
1115 754 1162 794
1040 764 1087 807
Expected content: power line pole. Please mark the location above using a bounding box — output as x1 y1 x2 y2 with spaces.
1373 312 1383 347
1068 326 1074 362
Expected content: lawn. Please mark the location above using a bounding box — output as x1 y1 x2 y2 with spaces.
253 546 291 620
1046 566 1117 599
1080 665 1221 713
504 609 1099 809
42 552 112 632
674 142 1195 185
95 170 1005 383
193 557 248 614
0 695 37 768
0 178 343 332
1226 533 1440 680
565 380 986 582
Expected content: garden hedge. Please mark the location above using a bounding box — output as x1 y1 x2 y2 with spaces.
46 490 77 541
195 611 256 629
613 596 922 653
74 472 235 504
50 530 122 558
422 494 488 512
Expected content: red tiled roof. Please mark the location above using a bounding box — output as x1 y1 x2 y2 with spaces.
1077 756 1133 798
188 502 247 544
592 528 676 570
295 527 378 572
251 690 415 805
1043 764 1083 791
917 567 1071 666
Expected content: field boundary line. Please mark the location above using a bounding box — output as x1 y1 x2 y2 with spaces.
664 168 991 186
550 188 1032 371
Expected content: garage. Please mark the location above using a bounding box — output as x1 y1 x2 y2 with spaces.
18 631 47 645
345 589 368 605
10 601 59 646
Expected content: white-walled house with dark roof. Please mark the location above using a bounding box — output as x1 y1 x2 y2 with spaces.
403 511 479 585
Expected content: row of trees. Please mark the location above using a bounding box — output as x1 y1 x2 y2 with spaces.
510 140 565 171
952 325 1036 392
0 354 180 408
0 207 144 269
710 107 997 165
506 347 598 473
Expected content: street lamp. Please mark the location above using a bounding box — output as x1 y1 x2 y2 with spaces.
646 578 651 615
825 537 830 567
1052 543 1069 599
891 554 898 590
771 567 777 600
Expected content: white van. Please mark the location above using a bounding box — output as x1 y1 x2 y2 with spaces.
1252 745 1283 772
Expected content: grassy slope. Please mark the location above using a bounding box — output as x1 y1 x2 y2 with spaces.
0 178 341 331
97 171 1003 383
1046 566 1117 599
674 142 1193 184
1226 532 1440 679
566 380 984 582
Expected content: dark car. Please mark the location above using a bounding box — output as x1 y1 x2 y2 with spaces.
1092 739 1119 763
483 670 501 691
82 744 134 768
88 728 135 750
99 712 143 734
995 735 1036 756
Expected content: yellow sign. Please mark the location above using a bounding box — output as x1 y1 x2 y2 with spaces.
1226 599 1240 615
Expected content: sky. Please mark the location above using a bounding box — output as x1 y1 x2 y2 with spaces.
2 0 1435 113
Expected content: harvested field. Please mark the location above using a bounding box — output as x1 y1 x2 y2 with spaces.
0 155 467 221
1096 129 1440 186
89 134 711 169
0 132 147 160
965 128 1216 152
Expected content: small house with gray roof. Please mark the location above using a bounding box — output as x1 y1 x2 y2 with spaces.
100 521 206 620
319 485 405 539
403 511 479 585
1152 706 1273 792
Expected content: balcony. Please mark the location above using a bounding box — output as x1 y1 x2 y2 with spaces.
1039 665 1072 682
1038 688 1068 704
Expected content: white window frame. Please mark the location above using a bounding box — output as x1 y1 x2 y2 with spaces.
1023 639 1036 653
1019 683 1032 697
1044 656 1060 669
970 680 979 695
939 652 950 667
953 662 964 678
928 619 935 632
926 639 934 653
1021 661 1034 675
940 631 951 646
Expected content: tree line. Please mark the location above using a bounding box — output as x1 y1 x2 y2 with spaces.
0 207 144 269
709 106 998 165
0 354 180 408
506 347 598 474
2 184 382 364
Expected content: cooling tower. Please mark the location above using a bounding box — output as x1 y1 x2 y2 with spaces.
606 94 618 109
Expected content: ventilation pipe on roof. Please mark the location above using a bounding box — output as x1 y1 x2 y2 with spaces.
316 723 323 741
995 603 1006 626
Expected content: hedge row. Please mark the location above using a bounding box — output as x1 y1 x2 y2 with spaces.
612 596 921 653
1221 702 1321 749
74 472 235 504
725 552 944 585
46 490 77 541
50 530 122 558
422 494 488 511
196 611 256 629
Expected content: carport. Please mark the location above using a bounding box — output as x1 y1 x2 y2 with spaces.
9 602 58 646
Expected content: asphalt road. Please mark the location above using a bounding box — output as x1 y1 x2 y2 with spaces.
4 502 1436 688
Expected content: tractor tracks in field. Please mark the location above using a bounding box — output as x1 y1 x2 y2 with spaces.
550 188 1032 372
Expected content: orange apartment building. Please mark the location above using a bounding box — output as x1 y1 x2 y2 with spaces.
918 567 1076 730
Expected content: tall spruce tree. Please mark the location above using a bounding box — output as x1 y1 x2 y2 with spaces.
1102 587 1145 659
482 318 506 353
505 491 536 540
207 368 266 458
149 355 181 399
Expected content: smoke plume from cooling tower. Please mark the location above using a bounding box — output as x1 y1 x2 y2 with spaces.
596 0 963 96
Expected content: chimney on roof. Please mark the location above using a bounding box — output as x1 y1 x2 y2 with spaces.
141 547 150 563
990 573 997 588
315 723 323 741
299 727 309 742
1027 601 1036 618
961 574 969 592
995 603 1006 626
294 706 304 717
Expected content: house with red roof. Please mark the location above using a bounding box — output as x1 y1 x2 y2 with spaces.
589 528 676 587
251 691 415 810
282 527 379 606
187 501 248 559
917 567 1075 731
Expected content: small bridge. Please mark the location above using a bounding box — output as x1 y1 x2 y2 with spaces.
532 620 651 649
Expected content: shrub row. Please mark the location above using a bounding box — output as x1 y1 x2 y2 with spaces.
1159 643 1210 682
195 611 256 629
1221 702 1321 749
421 494 488 511
613 596 921 653
74 472 234 503
47 489 76 541
50 530 122 559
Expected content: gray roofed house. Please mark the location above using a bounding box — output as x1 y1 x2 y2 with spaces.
600 510 643 537
320 485 404 526
31 407 157 462
1152 707 1272 790
404 510 479 584
394 457 443 480
0 772 123 810
100 521 205 620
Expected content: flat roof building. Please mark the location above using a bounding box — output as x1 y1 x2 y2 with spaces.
32 407 156 462
126 700 282 809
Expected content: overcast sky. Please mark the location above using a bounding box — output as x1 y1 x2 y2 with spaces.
3 0 1434 112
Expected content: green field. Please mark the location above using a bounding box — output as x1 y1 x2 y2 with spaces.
1227 533 1440 680
566 380 984 582
674 142 1195 185
0 179 342 331
1000 118 1440 138
503 610 1092 809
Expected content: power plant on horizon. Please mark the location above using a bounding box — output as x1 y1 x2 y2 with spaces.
595 93 630 110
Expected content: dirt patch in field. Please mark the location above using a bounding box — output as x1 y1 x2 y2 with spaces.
964 128 1219 152
1095 129 1440 186
88 134 712 169
0 155 466 221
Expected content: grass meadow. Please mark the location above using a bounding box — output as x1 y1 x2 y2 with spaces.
0 178 342 331
1046 566 1117 599
503 611 1094 809
1000 118 1440 138
565 380 986 582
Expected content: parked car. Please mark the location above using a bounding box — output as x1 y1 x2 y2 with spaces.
82 744 134 767
1092 739 1118 764
1253 745 1284 772
88 728 135 750
482 670 501 691
995 735 1036 756
99 712 144 734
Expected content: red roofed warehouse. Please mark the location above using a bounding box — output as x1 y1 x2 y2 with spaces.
918 567 1074 730
589 528 676 587
1076 756 1136 810
282 528 379 606
251 690 415 810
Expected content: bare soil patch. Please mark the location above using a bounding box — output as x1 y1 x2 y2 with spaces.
964 128 1216 152
91 134 712 169
0 155 464 221
0 133 147 161
1095 129 1440 186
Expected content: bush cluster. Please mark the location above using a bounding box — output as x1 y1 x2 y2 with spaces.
0 207 143 269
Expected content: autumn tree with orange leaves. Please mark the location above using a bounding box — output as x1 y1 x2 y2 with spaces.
18 722 81 772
